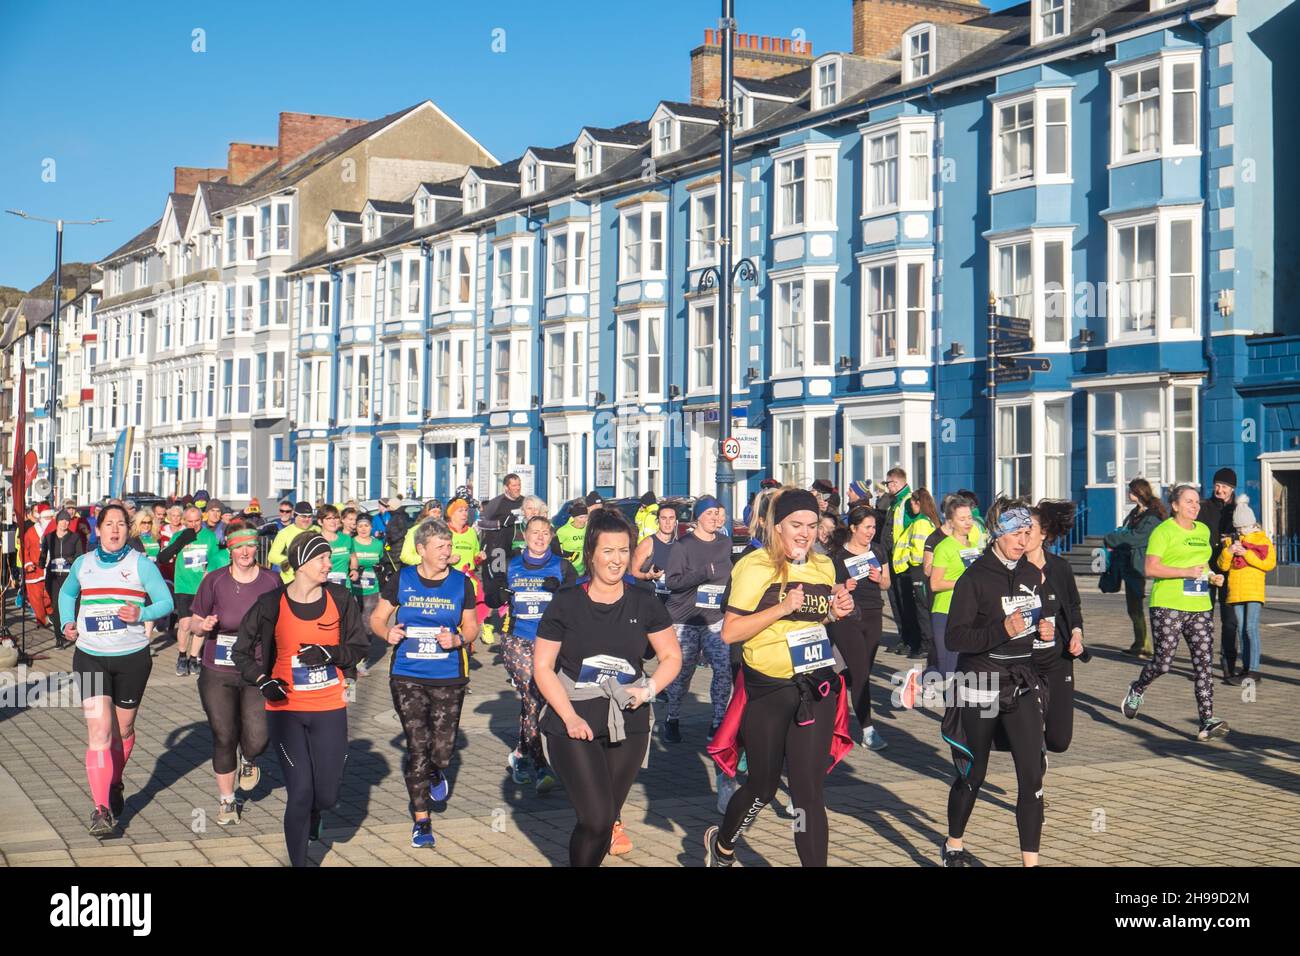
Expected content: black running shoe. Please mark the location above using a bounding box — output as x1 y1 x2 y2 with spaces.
941 843 975 867
704 826 735 868
88 805 115 838
109 782 124 817
663 718 681 743
188 656 203 677
175 655 188 677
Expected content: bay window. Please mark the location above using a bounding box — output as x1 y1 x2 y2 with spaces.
618 310 663 401
993 89 1071 189
274 200 291 252
258 205 270 256
1108 207 1200 339
775 411 834 487
773 271 834 374
1090 382 1198 521
617 422 664 498
1111 54 1199 163
990 230 1073 348
620 207 665 280
545 324 585 404
775 145 838 233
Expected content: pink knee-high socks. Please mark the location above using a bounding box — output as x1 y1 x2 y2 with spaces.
86 734 135 808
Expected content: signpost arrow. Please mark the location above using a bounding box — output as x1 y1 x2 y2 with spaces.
993 366 1032 384
992 335 1034 355
997 357 1052 373
993 314 1032 334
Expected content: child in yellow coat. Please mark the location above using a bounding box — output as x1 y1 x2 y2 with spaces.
1216 495 1276 683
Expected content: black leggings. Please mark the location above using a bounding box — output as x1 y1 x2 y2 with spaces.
718 673 838 866
268 708 348 868
197 666 269 774
545 731 649 867
829 610 882 729
1038 655 1074 754
391 678 466 814
909 566 934 657
947 694 1044 853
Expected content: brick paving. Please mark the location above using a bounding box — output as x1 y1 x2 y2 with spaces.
2 590 1299 867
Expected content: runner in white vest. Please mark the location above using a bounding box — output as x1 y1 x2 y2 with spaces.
58 503 174 838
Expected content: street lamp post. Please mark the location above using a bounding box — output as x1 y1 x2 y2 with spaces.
6 210 109 500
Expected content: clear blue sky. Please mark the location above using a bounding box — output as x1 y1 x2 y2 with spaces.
0 0 1020 290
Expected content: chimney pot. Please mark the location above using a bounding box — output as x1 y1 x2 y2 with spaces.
782 38 791 53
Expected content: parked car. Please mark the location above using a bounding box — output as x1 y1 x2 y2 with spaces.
121 492 167 513
357 498 423 524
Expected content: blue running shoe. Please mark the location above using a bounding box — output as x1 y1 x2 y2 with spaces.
737 750 748 775
429 770 450 803
410 819 436 848
508 751 534 785
535 766 558 794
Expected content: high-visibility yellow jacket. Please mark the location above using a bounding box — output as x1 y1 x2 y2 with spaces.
903 516 937 569
635 504 659 543
888 485 914 573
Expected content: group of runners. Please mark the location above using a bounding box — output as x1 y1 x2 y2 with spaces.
48 473 1236 866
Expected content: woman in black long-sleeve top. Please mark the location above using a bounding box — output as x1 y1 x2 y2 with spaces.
1025 502 1085 756
940 498 1047 868
42 510 86 648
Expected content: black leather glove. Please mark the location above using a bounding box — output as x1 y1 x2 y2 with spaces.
175 527 198 547
542 576 561 592
296 644 333 667
258 678 288 702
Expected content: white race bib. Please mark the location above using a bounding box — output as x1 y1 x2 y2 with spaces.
290 655 339 691
514 589 551 621
786 623 832 675
1001 593 1042 639
575 654 637 689
843 551 880 581
403 626 452 660
213 632 237 667
86 609 126 634
695 583 726 610
327 571 347 585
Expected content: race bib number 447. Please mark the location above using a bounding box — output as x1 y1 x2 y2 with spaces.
786 623 832 675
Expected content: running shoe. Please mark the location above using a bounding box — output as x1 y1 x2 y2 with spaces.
1120 685 1144 719
356 660 370 677
109 782 125 817
308 811 323 842
1198 717 1230 741
863 726 888 751
508 751 534 786
410 819 436 848
704 825 736 868
535 766 558 795
88 805 115 838
663 718 681 743
216 798 240 826
941 843 975 867
737 750 748 774
238 758 260 792
429 769 450 803
899 667 922 710
716 771 739 814
175 655 188 677
479 622 497 646
609 821 633 856
188 656 203 677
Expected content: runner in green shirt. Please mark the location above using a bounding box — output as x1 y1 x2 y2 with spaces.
318 505 358 588
352 513 386 676
1122 483 1229 741
556 501 590 575
925 495 985 686
157 506 221 677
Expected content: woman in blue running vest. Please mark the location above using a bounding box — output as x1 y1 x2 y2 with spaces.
369 518 480 849
502 515 577 792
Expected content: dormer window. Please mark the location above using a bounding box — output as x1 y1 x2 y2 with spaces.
466 179 481 212
578 141 597 179
904 25 934 82
1033 0 1068 43
417 195 429 225
654 117 674 156
733 88 750 130
330 223 342 249
816 60 840 109
364 211 377 240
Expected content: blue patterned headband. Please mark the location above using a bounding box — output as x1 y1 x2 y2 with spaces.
993 506 1032 539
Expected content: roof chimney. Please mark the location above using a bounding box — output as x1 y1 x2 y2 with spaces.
277 111 370 168
690 28 814 106
173 166 228 195
227 143 277 185
850 0 988 58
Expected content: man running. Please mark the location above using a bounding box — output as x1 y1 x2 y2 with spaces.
157 506 221 676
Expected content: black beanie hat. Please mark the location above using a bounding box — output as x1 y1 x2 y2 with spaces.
1213 468 1237 488
773 489 820 526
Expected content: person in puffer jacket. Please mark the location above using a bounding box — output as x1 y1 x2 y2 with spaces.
1215 495 1275 684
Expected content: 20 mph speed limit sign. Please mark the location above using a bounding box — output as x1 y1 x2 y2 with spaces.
722 436 742 461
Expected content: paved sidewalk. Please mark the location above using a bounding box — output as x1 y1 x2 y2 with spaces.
2 590 1299 867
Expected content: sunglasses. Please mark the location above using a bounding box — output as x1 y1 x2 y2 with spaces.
280 509 293 514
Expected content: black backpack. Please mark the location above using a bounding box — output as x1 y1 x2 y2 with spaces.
375 510 413 591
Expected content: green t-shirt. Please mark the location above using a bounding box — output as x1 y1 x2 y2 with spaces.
353 537 383 595
930 534 984 615
174 526 220 595
1147 518 1213 612
210 546 231 573
325 532 354 585
140 534 160 560
556 520 587 575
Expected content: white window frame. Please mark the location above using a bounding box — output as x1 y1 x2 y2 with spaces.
653 116 676 157
860 251 932 366
617 309 664 402
1031 0 1069 45
861 116 933 216
619 204 666 281
617 420 665 498
1106 205 1202 343
773 409 836 488
432 238 476 311
772 143 839 236
687 295 743 396
272 199 292 253
1109 52 1200 167
992 88 1073 192
770 267 836 377
490 330 531 411
463 177 481 213
547 224 588 294
544 322 587 405
430 331 472 416
903 24 935 83
988 228 1074 351
577 139 599 179
815 58 840 110
995 392 1071 502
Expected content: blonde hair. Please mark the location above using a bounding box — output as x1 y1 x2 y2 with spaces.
763 485 810 599
130 511 154 538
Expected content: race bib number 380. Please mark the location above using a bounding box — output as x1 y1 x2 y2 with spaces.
290 655 339 691
786 623 832 675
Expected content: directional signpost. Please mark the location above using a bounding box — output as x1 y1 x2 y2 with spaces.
986 299 1053 495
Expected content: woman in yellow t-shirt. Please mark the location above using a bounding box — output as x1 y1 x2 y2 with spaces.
703 487 855 868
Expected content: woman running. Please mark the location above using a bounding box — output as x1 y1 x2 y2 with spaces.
828 504 891 750
57 503 174 836
1121 484 1230 741
318 505 358 590
902 488 941 678
369 518 480 849
189 522 281 825
352 513 386 676
502 515 575 791
925 494 986 695
704 488 856 868
940 498 1047 868
534 508 681 867
44 509 87 649
232 533 369 867
1025 501 1085 757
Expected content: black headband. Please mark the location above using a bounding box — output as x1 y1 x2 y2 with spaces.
773 490 820 526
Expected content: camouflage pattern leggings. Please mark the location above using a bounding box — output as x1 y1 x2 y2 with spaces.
390 677 466 814
502 633 547 769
